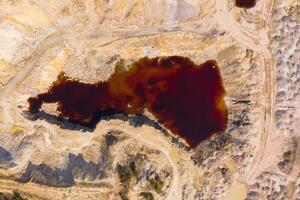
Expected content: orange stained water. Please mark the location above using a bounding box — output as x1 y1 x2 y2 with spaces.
28 56 228 148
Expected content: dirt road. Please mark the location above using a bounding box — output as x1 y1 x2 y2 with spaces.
216 0 277 183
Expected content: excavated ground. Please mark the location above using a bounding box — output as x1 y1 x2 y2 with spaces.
0 0 299 199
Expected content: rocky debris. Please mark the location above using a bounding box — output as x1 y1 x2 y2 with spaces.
211 167 232 198
229 105 251 133
271 3 300 136
192 165 233 200
190 133 231 166
294 173 300 199
278 150 296 174
246 172 289 200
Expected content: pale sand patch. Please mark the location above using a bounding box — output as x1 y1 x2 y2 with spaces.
225 180 248 200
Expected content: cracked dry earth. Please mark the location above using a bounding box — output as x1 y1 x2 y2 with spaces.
0 0 299 199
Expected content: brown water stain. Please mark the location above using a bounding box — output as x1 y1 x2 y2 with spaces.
28 56 228 148
235 0 257 8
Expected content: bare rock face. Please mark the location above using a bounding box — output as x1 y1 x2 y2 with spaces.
0 0 299 199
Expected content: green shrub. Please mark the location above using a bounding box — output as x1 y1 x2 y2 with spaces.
117 164 132 185
139 192 154 200
147 174 164 193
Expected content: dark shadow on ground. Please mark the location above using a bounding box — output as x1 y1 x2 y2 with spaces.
22 110 191 151
0 146 16 167
17 131 121 187
22 110 94 132
18 153 106 187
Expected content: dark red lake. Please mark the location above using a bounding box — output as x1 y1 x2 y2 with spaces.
236 0 257 8
28 56 228 148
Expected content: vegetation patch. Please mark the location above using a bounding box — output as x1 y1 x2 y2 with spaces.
116 161 140 199
0 191 27 200
116 159 165 199
147 174 164 194
139 192 154 200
